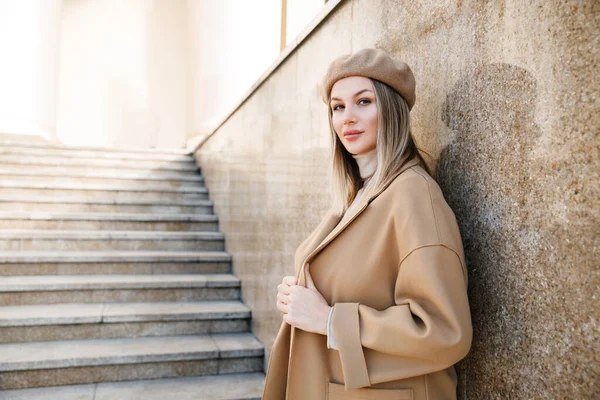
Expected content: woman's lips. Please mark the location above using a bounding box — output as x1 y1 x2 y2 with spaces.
344 131 363 140
345 133 362 140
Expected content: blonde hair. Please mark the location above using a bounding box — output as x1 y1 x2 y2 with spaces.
327 78 428 215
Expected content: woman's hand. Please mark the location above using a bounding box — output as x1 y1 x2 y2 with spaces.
276 265 331 336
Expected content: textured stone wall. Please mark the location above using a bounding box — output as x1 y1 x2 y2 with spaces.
193 0 599 398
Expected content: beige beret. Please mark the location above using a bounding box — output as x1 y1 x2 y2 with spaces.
320 47 416 110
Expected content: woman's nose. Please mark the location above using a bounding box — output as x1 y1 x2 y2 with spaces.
342 107 357 125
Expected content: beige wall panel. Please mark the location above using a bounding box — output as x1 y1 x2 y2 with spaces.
0 0 62 142
185 0 281 143
56 0 187 148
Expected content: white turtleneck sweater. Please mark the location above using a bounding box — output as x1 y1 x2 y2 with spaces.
337 147 378 226
326 147 378 350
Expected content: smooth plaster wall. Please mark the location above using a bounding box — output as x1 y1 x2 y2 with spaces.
194 0 599 398
185 0 329 149
56 0 188 148
0 0 62 142
0 0 323 149
185 0 281 147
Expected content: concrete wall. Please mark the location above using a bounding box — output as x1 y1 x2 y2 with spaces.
193 0 598 398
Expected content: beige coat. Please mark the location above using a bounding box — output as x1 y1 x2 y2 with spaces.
262 157 472 400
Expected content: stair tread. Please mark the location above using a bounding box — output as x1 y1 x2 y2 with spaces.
0 211 217 221
0 141 192 156
0 372 265 400
0 195 213 206
0 250 231 263
0 273 240 291
0 229 224 239
0 158 199 171
0 333 264 371
0 152 194 163
0 181 207 192
0 168 203 181
0 148 193 163
0 300 251 326
0 144 262 392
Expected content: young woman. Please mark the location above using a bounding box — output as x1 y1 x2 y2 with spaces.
262 48 472 400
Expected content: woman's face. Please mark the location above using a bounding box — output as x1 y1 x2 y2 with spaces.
330 76 378 155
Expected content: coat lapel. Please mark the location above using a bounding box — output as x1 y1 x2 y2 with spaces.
301 212 342 264
297 157 420 286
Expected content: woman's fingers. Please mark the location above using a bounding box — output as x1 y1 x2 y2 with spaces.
282 276 298 286
276 302 286 314
276 290 291 315
277 282 292 295
278 276 297 295
277 286 330 335
277 291 289 305
276 296 288 314
276 275 297 316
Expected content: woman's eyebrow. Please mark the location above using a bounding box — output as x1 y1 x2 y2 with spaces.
330 89 373 102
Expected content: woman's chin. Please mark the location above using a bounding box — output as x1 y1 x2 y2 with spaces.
344 144 372 155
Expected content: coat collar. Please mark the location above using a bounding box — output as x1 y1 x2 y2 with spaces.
297 157 421 286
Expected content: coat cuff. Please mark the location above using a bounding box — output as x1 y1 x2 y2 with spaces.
327 305 338 350
331 302 370 389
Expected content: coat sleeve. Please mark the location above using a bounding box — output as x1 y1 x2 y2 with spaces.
330 244 472 390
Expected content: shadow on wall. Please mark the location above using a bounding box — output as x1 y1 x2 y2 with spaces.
436 62 543 397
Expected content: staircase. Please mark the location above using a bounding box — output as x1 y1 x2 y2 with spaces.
0 141 265 399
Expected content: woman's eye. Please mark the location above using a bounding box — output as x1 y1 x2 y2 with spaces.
332 99 370 111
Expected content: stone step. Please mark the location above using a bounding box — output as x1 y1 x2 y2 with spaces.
0 140 191 156
0 161 200 178
0 301 251 343
0 184 208 203
0 274 241 305
0 144 193 162
0 372 265 400
0 250 232 275
0 165 201 180
0 196 214 214
0 135 48 145
0 212 217 231
0 230 226 252
0 333 264 389
0 172 204 190
0 154 198 171
0 177 208 194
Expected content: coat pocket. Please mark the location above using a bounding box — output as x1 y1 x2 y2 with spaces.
327 382 413 400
